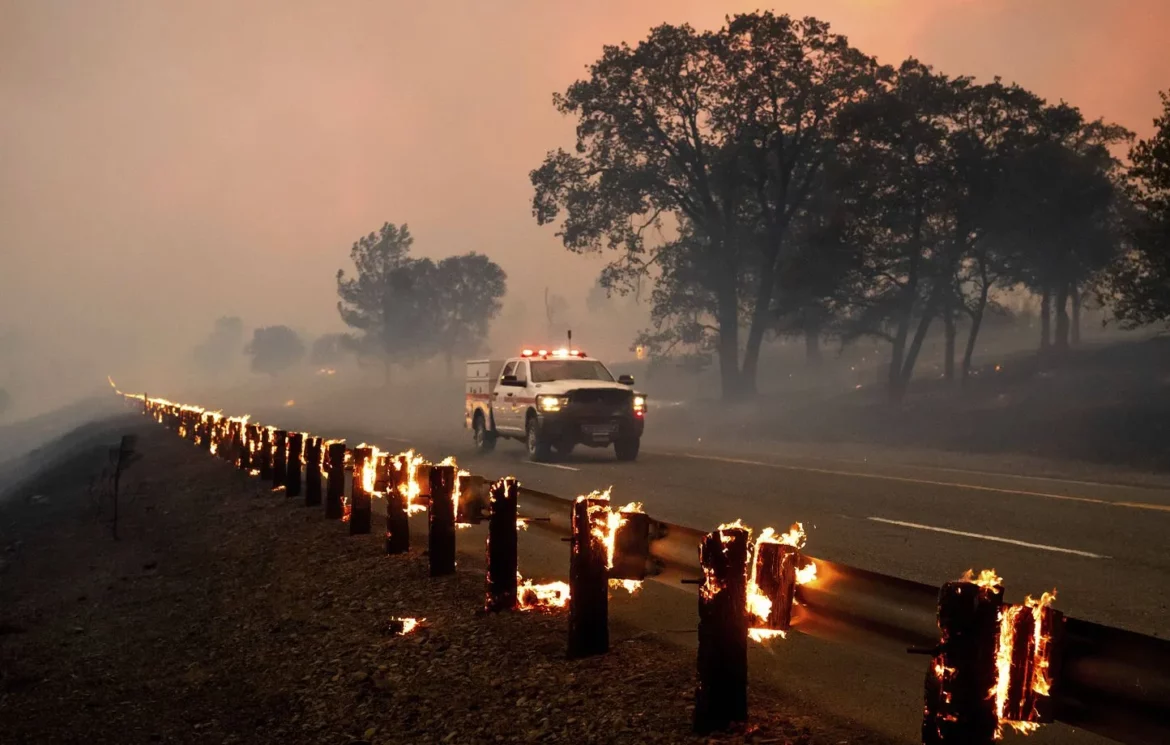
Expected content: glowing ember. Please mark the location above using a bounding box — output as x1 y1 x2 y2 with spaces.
608 578 642 594
248 469 261 477
387 617 422 635
518 578 570 610
516 518 530 531
748 628 786 643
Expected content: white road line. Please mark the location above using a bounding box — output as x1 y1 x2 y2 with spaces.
528 462 580 472
866 517 1111 559
662 452 1135 508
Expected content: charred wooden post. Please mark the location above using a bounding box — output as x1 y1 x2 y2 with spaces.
258 428 273 480
200 415 213 451
304 437 322 507
428 465 457 576
349 447 372 535
693 526 751 734
753 542 799 631
385 456 410 555
484 477 519 612
325 442 346 519
922 580 1004 745
272 430 288 490
611 511 651 581
568 496 609 659
285 432 303 498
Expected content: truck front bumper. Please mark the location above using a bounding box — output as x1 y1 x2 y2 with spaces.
537 412 644 446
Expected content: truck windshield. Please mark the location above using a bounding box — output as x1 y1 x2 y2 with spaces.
530 360 614 383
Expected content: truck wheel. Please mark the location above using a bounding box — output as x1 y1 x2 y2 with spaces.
473 413 496 453
614 436 640 462
526 415 552 462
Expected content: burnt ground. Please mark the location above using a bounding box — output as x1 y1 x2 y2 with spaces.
0 417 896 745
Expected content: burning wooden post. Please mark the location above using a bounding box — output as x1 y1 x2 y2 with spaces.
272 430 288 490
349 446 373 534
258 428 273 480
485 477 519 612
750 537 800 632
237 424 252 472
922 571 1005 745
304 437 322 507
568 493 610 659
200 414 213 451
325 441 346 519
611 510 652 582
285 432 303 498
428 465 457 576
385 455 410 555
693 524 751 734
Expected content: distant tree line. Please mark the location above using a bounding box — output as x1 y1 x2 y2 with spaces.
532 12 1170 401
336 222 507 380
186 224 507 383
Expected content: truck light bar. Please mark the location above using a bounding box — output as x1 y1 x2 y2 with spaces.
520 348 587 358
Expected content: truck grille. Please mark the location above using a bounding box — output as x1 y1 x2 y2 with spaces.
568 389 631 406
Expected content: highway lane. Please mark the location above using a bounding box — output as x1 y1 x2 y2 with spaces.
263 409 1170 637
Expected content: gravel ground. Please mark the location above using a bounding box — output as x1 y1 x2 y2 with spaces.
0 417 891 744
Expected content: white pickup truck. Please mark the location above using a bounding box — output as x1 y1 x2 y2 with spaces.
465 348 646 461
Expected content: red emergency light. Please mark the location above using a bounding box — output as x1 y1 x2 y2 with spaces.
520 348 587 358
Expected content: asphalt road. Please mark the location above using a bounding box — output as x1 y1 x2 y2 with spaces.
264 408 1170 639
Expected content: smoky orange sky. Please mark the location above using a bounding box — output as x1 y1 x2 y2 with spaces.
1 0 1168 410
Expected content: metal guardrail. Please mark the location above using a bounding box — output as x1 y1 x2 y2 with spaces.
516 485 1170 745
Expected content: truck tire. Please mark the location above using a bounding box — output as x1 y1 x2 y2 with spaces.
614 436 640 462
473 412 496 453
526 414 552 462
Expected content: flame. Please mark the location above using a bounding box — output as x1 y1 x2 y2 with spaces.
516 518 530 531
517 578 570 610
395 450 429 514
748 628 786 643
961 568 1003 589
1025 591 1057 700
361 446 381 495
284 399 295 407
795 561 818 586
248 469 260 477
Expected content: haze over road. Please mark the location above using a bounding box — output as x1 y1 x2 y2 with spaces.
261 407 1170 639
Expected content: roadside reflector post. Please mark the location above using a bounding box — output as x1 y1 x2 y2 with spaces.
611 510 652 581
258 428 273 480
568 494 609 659
272 430 288 490
349 446 372 535
325 442 346 519
304 437 322 507
694 525 750 734
922 579 1004 745
385 455 410 555
242 424 257 472
428 465 457 576
285 432 303 498
485 477 519 612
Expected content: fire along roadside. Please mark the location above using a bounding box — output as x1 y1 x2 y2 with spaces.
110 382 1162 744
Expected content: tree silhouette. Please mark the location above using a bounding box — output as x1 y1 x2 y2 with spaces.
246 326 305 377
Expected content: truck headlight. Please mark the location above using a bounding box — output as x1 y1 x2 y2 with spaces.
538 395 568 412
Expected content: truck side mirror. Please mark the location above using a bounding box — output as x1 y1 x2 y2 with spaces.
501 374 519 386
618 374 635 386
